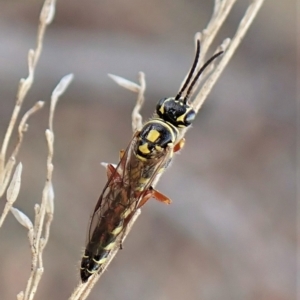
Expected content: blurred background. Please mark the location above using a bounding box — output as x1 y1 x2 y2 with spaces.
0 0 296 299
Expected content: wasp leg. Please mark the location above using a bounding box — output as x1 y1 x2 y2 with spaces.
104 164 123 186
105 149 126 174
117 186 170 250
174 138 185 153
138 186 172 208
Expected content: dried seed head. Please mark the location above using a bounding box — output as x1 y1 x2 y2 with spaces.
108 74 140 93
52 73 74 100
6 162 22 204
10 207 33 231
40 0 56 25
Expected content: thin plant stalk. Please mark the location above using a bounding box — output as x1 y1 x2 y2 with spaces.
0 0 56 198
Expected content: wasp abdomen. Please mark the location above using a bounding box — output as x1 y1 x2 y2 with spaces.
80 214 127 282
80 248 111 282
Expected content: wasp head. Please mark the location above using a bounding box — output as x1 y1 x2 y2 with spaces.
156 97 196 128
155 39 223 129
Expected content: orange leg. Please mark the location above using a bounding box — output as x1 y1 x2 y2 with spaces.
105 164 123 185
104 148 126 182
138 186 172 208
119 187 171 249
174 138 185 153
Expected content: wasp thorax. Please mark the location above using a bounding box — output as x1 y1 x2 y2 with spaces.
136 120 177 160
156 97 196 128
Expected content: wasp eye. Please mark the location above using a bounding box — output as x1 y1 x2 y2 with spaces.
184 109 196 126
156 98 167 117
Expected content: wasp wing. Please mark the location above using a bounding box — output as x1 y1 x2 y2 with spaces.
86 133 138 244
86 133 174 246
125 142 174 211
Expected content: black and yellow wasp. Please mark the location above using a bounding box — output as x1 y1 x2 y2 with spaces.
80 39 223 282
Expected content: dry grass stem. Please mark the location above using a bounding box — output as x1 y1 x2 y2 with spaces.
131 72 146 132
193 0 265 112
49 74 74 131
0 0 73 299
14 102 45 155
109 72 146 132
199 0 237 63
0 100 45 199
20 74 73 300
0 0 56 198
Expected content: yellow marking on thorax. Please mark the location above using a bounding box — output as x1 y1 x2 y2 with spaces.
138 143 150 154
147 129 160 142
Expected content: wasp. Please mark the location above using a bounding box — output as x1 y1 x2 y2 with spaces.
80 39 223 282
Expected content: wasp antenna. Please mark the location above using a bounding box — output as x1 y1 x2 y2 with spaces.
183 51 224 103
175 39 201 100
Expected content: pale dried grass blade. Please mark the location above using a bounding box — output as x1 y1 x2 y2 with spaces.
108 74 140 92
40 0 56 25
52 74 74 99
17 291 24 300
0 162 22 227
10 207 33 231
49 74 74 131
6 162 22 204
0 156 16 197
